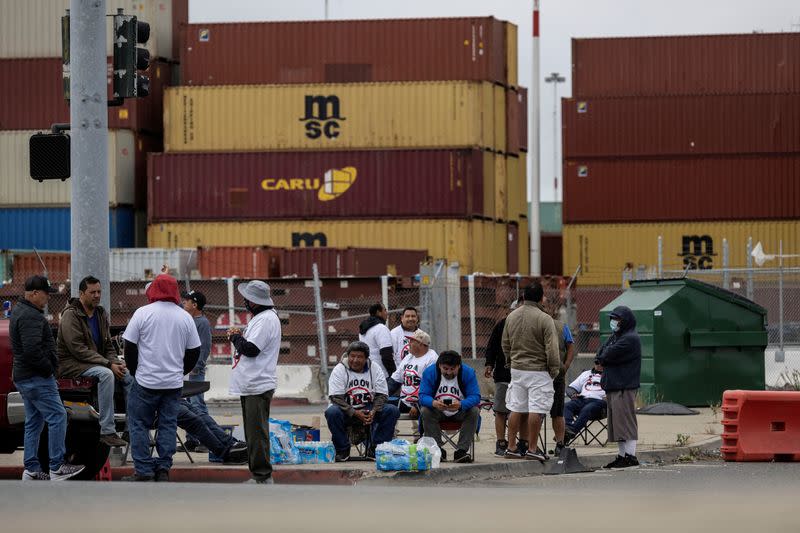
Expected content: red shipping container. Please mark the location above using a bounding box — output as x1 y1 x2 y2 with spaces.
148 150 487 222
12 253 71 285
0 58 170 133
541 233 563 276
506 223 519 274
562 94 800 158
573 33 800 98
563 155 800 223
198 247 282 279
134 134 164 210
506 88 521 155
179 17 510 86
282 248 427 277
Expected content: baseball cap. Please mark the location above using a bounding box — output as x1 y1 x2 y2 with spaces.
181 290 207 310
25 275 57 294
406 329 431 346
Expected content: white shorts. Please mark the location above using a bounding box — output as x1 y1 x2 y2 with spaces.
506 369 554 414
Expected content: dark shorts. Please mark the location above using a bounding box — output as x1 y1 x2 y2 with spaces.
550 373 566 418
492 382 510 414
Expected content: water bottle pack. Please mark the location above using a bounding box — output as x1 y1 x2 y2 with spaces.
295 441 335 464
375 439 434 472
269 418 301 465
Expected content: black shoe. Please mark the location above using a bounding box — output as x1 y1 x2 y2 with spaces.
440 449 447 462
564 430 577 444
121 473 155 482
624 454 640 467
365 446 376 460
99 433 128 447
453 449 473 463
335 449 350 463
194 445 209 454
604 455 627 469
525 450 547 462
554 442 565 456
223 441 248 465
154 470 169 482
494 439 508 457
180 441 198 453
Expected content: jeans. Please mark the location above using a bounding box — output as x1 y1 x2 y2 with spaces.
14 376 68 472
241 389 275 482
177 399 236 458
127 380 181 476
421 406 480 452
184 372 207 445
80 366 133 435
324 403 401 452
564 397 607 433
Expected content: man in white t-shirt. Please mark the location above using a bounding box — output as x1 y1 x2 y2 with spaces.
227 280 281 485
325 341 400 462
122 274 201 482
358 303 395 378
390 306 419 366
388 329 438 416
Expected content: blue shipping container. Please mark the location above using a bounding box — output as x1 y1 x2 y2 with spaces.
0 207 134 250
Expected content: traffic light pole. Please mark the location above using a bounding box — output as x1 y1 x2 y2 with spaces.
69 0 110 311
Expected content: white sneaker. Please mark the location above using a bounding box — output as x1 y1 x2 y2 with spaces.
22 470 50 481
50 463 85 481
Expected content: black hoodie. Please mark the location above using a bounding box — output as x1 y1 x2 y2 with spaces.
596 306 641 392
358 316 396 375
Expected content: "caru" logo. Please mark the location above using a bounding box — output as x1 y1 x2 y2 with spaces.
299 95 346 140
260 167 357 202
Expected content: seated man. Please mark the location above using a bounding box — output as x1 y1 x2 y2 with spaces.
564 359 607 442
177 399 247 465
419 350 481 463
325 341 401 462
387 329 438 416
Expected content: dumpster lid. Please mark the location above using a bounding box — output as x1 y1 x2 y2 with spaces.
629 278 767 316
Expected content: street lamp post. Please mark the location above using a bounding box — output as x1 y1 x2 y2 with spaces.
545 72 565 200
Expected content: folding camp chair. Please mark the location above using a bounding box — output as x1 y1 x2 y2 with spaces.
566 408 608 447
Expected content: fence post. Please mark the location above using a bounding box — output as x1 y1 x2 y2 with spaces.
418 262 434 337
467 274 477 359
777 241 785 363
446 262 462 355
723 238 730 290
657 235 663 279
227 277 235 358
746 237 754 301
312 263 329 393
380 275 389 314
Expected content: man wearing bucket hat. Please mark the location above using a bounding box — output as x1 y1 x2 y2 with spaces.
227 280 281 485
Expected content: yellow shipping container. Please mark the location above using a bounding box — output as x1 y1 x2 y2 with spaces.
164 81 506 153
505 153 528 222
519 220 530 274
505 22 519 87
149 219 510 274
564 220 800 286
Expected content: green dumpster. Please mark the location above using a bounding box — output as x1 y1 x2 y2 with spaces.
599 278 767 406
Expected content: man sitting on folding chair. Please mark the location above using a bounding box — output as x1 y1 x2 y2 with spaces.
325 341 400 462
564 359 607 444
419 351 481 464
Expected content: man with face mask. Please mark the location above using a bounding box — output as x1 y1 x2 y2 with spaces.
596 306 641 468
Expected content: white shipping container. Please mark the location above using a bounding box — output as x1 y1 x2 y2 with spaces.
0 130 135 206
110 248 196 281
0 0 180 59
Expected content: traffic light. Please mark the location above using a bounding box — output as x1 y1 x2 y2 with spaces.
30 133 71 182
112 14 150 99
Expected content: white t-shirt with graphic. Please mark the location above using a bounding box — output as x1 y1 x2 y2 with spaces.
390 325 418 367
123 301 201 390
229 309 281 396
568 370 606 402
328 361 388 410
435 375 464 417
358 322 394 377
390 349 438 407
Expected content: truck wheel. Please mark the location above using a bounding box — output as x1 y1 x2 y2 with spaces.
37 424 111 480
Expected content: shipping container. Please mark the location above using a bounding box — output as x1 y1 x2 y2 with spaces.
0 207 134 250
109 248 197 281
0 0 186 60
539 202 563 233
282 248 427 277
572 33 800 97
12 252 71 285
518 218 530 275
0 130 135 206
518 87 529 151
562 94 800 158
493 155 508 221
506 153 528 221
149 219 510 274
563 219 800 286
505 88 521 156
148 150 505 222
506 223 519 273
541 233 563 276
0 58 171 133
179 17 515 87
198 246 282 279
163 81 507 153
134 134 163 210
563 155 800 223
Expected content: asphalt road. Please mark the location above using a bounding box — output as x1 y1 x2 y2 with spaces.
0 462 796 532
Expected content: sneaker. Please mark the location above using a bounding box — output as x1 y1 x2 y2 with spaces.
194 444 209 454
517 439 529 456
244 477 274 485
223 442 248 465
624 454 640 467
525 450 547 462
564 430 577 444
181 441 197 453
494 439 509 457
603 455 627 469
554 442 565 456
334 449 350 463
154 470 170 482
99 433 128 447
121 473 155 482
22 470 50 481
50 463 85 481
453 449 473 463
504 447 525 459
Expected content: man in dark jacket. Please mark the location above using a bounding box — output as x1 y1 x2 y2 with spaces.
484 302 515 457
596 305 641 469
57 275 130 447
11 275 85 481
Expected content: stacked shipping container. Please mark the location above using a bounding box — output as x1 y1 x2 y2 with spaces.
0 0 187 249
150 17 529 274
564 33 800 285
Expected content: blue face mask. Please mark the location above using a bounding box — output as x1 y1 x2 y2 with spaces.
610 318 620 332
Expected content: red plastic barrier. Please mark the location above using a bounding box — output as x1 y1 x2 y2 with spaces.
721 390 800 462
95 458 112 482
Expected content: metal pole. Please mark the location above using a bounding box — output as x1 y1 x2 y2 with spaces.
380 275 389 316
467 275 477 359
227 277 235 358
70 0 109 311
779 240 784 358
746 237 754 300
313 263 329 390
723 238 730 289
545 72 565 198
657 236 663 278
529 0 541 275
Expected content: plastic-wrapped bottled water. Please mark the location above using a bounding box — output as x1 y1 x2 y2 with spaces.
295 441 336 464
375 439 432 471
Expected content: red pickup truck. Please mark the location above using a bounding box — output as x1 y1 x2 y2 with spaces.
0 319 117 480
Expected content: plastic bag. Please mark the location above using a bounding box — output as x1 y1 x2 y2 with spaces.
375 439 432 472
269 418 300 464
416 436 442 469
295 441 335 464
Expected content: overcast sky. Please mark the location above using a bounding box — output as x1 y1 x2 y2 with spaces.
190 0 800 203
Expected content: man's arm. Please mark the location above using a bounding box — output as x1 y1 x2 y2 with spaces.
544 318 561 378
183 347 200 375
59 309 110 366
329 395 354 416
597 335 639 366
501 320 512 368
418 367 436 408
191 318 212 374
563 325 575 370
229 334 261 358
328 365 353 416
459 369 482 411
18 315 55 376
